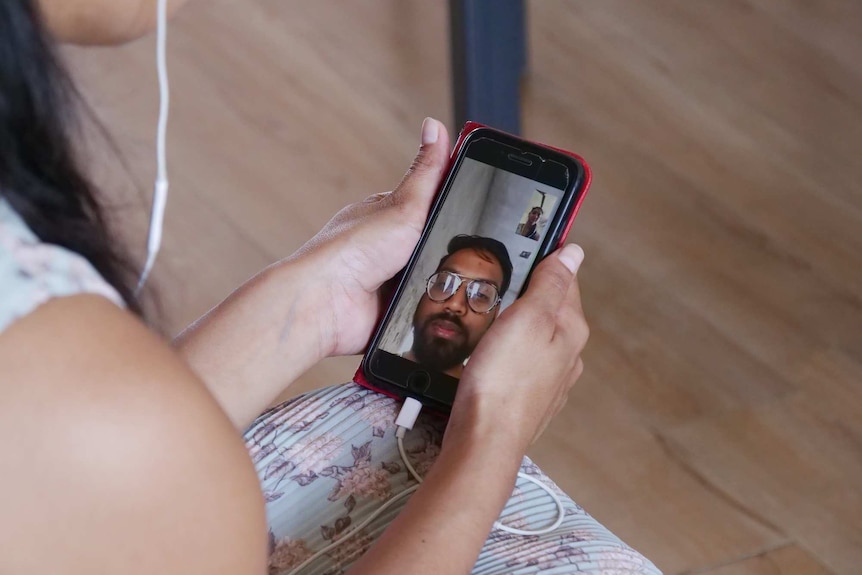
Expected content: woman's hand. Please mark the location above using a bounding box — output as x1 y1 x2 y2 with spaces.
349 246 588 575
446 244 589 456
290 118 452 358
175 119 451 429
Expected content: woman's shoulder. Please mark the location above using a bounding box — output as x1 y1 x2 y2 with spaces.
0 198 125 334
0 294 268 574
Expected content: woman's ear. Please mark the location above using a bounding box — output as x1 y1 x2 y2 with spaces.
38 0 185 46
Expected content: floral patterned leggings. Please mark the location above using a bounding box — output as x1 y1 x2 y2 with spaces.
246 383 662 575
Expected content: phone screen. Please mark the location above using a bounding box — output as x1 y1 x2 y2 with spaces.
373 136 572 392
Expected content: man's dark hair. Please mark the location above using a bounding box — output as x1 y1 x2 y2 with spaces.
530 206 543 214
437 235 514 296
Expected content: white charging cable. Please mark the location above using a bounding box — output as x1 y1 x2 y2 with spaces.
285 398 565 574
395 397 566 536
136 0 170 295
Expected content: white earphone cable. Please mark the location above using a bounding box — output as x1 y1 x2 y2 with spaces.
136 0 170 295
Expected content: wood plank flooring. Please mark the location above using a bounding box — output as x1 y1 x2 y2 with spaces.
696 544 834 575
65 1 861 573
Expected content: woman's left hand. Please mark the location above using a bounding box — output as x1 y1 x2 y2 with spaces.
290 117 452 357
176 118 451 429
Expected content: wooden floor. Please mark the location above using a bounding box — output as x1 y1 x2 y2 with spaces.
66 2 862 574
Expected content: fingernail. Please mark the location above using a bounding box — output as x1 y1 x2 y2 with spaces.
421 117 439 145
558 244 584 273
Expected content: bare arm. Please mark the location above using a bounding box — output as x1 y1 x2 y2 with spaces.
39 0 190 45
0 296 267 574
174 259 330 430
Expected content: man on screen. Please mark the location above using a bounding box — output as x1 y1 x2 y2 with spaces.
404 235 514 378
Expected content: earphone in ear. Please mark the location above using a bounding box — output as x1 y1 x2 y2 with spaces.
136 0 170 296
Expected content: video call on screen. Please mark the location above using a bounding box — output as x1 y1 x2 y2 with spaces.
378 157 562 377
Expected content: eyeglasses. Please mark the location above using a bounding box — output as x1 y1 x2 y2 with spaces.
425 271 501 314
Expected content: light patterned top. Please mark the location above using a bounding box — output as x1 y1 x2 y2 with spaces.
0 198 124 333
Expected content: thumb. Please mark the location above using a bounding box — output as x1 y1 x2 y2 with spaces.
393 117 451 206
522 244 584 316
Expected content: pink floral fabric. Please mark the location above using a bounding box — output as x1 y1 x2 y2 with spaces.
247 383 662 574
0 199 123 333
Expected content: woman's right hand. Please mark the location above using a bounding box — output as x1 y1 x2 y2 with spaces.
446 244 589 457
349 248 587 575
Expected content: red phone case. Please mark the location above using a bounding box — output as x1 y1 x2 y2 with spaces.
352 121 592 399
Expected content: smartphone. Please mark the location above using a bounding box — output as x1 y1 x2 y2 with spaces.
356 122 592 413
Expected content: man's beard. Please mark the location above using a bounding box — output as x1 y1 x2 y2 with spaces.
412 312 473 373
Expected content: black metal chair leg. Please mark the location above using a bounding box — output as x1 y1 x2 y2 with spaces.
449 0 526 135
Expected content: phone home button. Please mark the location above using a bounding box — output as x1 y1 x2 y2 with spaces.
407 370 431 394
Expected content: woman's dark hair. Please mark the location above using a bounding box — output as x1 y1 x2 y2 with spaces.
0 0 141 314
